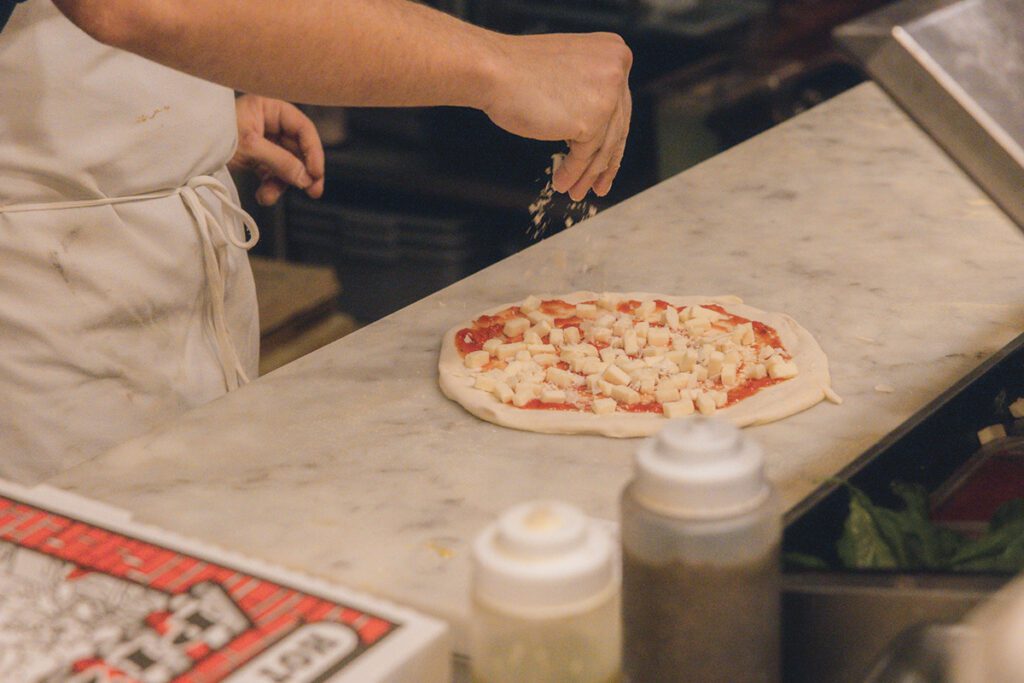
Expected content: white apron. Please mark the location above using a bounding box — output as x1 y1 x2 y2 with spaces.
0 2 260 484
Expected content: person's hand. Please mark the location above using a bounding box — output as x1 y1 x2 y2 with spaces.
228 95 325 206
482 32 632 201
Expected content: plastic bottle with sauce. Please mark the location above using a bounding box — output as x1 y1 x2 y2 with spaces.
469 500 621 683
620 417 781 683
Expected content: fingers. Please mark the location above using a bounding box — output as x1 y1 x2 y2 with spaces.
246 135 314 192
569 96 624 200
592 91 631 197
256 177 288 207
553 73 632 200
267 100 325 198
553 134 601 199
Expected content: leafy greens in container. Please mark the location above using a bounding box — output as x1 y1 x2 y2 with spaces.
786 483 1024 573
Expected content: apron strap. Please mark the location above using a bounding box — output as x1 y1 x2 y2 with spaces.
0 175 260 392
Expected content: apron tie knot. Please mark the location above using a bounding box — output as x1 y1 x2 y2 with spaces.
177 175 260 391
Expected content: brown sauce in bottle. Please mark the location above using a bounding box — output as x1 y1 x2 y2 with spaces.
622 545 780 683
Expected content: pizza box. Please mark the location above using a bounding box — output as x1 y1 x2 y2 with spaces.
0 479 451 683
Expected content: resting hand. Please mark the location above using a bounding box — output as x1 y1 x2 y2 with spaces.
229 95 325 206
481 32 632 201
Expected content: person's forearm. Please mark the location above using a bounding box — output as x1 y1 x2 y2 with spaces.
55 0 503 110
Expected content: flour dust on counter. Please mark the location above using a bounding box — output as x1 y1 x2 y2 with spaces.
439 291 839 436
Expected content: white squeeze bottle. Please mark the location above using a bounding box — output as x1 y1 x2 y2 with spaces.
469 500 621 683
620 417 781 683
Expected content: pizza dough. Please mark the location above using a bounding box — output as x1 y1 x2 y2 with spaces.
438 292 837 437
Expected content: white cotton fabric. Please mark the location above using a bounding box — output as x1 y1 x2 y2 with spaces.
0 2 259 484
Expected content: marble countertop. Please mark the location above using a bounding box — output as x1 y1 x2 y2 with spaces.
49 84 1024 652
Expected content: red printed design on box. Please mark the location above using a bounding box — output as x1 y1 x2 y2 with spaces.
0 495 399 683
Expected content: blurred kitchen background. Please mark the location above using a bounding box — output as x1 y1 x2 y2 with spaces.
237 0 890 374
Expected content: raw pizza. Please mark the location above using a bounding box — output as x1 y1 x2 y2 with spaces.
438 292 838 437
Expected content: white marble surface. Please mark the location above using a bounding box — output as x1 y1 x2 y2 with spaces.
49 84 1024 652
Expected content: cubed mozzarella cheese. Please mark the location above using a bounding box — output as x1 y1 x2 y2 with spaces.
724 349 741 365
546 367 575 388
595 313 616 329
712 391 728 408
978 424 1007 445
475 375 497 392
493 381 514 403
623 330 639 356
768 360 798 379
611 385 641 405
586 373 603 393
503 318 530 338
568 356 589 373
639 378 657 395
641 347 662 359
528 344 556 355
597 293 621 310
576 303 598 319
603 364 631 386
530 320 553 338
592 397 618 414
599 347 618 363
1010 398 1024 419
664 306 680 329
732 322 754 345
721 363 738 387
548 328 565 346
672 372 694 389
647 327 670 347
513 383 539 407
635 321 650 339
578 343 599 357
617 358 645 372
695 393 717 415
523 330 543 345
637 300 657 318
515 349 532 362
750 363 767 380
612 318 633 337
663 398 695 418
684 317 711 334
692 305 724 321
707 351 724 378
660 360 680 375
520 295 542 313
694 365 709 382
564 327 582 344
590 327 613 344
540 388 567 404
582 357 606 376
533 353 560 367
655 384 682 404
482 338 504 355
465 350 490 369
526 310 549 325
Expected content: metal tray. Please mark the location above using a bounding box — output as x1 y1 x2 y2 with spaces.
781 331 1024 682
834 0 1024 234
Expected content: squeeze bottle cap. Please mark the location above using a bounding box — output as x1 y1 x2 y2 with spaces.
472 500 618 617
633 416 768 518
